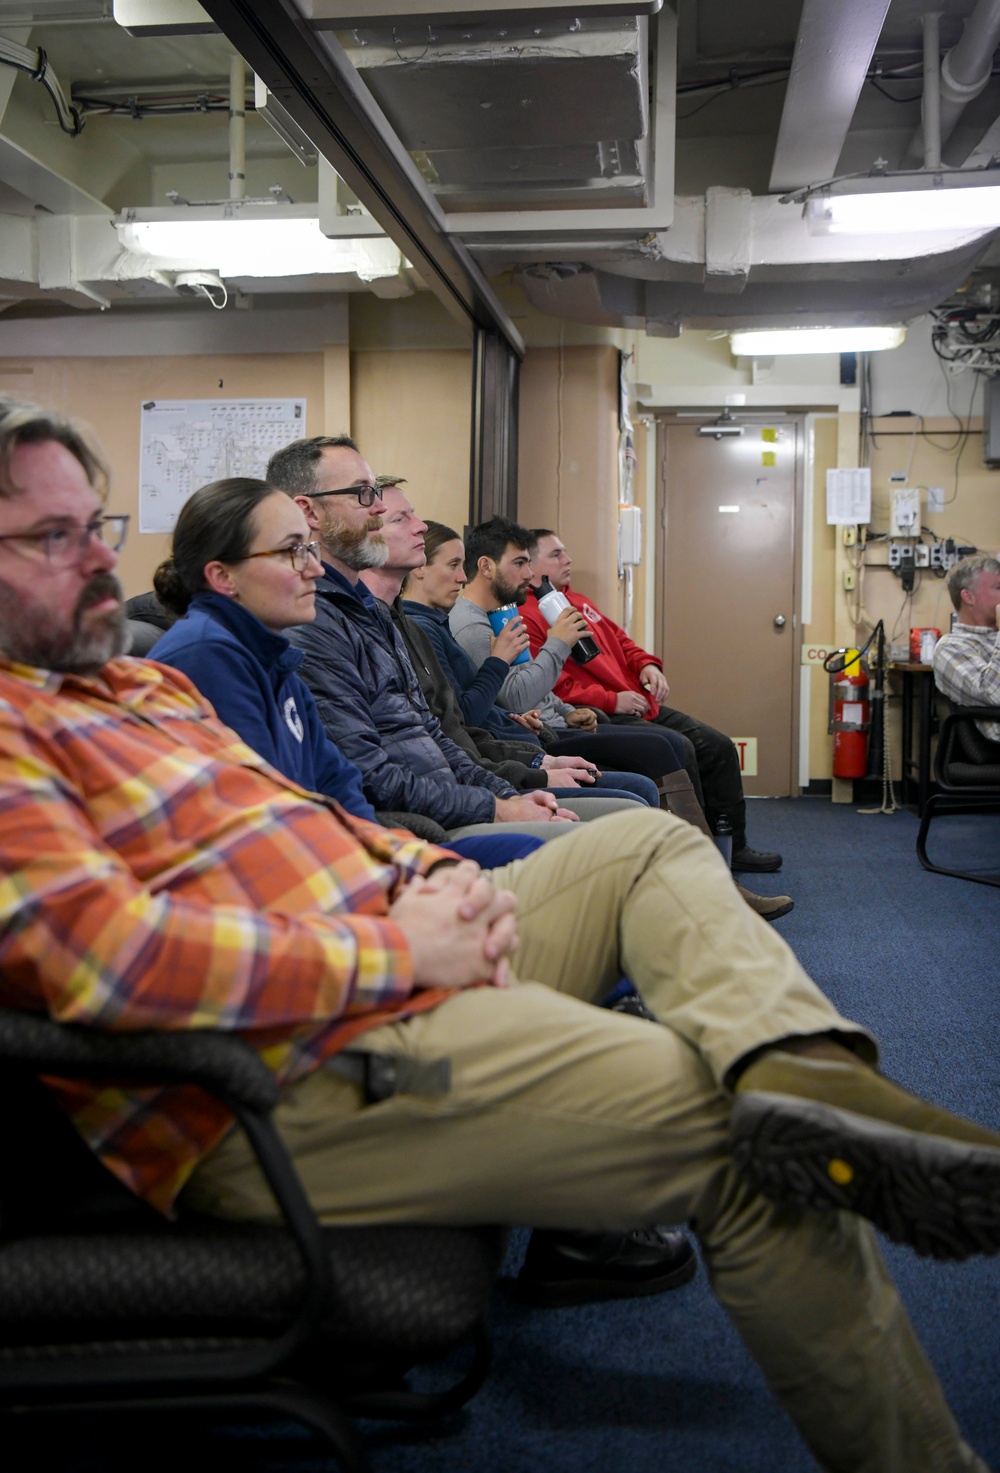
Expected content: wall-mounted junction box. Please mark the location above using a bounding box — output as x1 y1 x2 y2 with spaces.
890 486 920 536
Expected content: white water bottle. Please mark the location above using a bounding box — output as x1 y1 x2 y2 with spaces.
536 577 600 664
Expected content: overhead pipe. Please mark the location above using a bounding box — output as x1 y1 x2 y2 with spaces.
229 53 245 201
907 0 1000 163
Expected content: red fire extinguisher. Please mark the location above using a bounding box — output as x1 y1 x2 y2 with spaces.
831 650 869 778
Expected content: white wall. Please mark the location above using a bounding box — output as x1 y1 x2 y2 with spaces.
868 314 984 422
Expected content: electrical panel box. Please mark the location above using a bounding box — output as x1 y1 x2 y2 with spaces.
984 375 1000 468
618 504 642 566
890 486 920 536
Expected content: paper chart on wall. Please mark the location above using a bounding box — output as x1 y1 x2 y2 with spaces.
138 398 306 533
825 467 871 525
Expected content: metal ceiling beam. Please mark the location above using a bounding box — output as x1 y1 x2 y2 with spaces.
306 1 661 22
114 0 662 33
769 0 892 193
195 0 523 357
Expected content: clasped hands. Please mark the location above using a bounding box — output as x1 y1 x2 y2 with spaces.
389 860 519 991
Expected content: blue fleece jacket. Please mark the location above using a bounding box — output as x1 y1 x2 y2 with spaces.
151 592 377 821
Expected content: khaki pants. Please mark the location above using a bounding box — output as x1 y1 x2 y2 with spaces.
184 810 985 1473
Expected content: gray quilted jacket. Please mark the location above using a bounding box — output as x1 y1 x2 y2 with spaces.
287 565 516 829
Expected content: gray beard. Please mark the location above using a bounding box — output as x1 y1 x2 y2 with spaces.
328 530 389 572
0 573 128 675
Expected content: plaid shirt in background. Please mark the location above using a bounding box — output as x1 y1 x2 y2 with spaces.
0 657 455 1214
932 624 1000 744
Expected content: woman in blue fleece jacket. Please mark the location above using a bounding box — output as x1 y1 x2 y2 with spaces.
151 477 540 867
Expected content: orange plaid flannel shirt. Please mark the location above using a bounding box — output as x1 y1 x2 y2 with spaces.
0 657 454 1214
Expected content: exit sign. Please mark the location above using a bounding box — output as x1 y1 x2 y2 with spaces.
730 737 758 776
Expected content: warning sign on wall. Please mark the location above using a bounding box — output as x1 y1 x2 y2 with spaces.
730 737 758 776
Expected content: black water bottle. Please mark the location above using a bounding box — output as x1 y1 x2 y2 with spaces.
536 576 600 665
714 813 734 867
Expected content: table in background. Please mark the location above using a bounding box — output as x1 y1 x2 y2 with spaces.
889 662 936 815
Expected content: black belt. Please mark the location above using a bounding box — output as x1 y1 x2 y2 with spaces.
327 1050 451 1104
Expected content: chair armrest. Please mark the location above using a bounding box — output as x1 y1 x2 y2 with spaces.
0 1006 333 1364
0 1010 278 1113
940 706 1000 723
376 809 451 843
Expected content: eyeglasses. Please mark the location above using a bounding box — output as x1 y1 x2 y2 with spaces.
236 540 321 573
0 514 130 565
303 483 381 508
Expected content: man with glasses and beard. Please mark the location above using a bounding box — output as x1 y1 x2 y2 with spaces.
266 434 583 841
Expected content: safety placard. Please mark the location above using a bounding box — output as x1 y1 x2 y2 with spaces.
826 467 871 525
730 737 758 776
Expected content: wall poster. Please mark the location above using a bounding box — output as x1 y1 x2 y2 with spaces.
139 398 306 533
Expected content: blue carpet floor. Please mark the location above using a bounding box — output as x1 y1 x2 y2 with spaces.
53 799 1000 1472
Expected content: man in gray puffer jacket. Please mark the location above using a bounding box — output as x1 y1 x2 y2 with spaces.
271 440 633 841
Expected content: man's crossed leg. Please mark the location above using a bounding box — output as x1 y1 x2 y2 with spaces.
185 810 998 1473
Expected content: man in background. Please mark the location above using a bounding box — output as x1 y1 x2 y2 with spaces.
933 553 1000 750
264 435 572 842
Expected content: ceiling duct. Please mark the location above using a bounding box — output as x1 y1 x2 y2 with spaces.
515 190 1000 334
5 0 1000 337
340 16 651 213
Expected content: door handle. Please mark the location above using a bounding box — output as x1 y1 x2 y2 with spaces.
774 614 786 628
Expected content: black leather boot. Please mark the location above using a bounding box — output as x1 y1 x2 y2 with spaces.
516 1225 697 1307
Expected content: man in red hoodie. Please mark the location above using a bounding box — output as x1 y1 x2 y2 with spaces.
523 529 780 874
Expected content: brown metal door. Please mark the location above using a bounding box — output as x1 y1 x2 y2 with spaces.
657 417 801 797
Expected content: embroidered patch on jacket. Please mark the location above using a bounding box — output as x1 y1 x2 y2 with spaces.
283 697 305 742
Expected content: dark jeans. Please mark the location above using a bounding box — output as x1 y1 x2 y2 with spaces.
546 725 702 803
549 766 659 806
449 834 545 866
611 708 746 846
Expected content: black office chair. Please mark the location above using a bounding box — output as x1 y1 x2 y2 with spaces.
916 699 1000 889
123 590 176 656
0 1009 504 1470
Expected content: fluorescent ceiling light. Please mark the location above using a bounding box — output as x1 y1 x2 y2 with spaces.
807 187 1000 236
730 325 906 356
116 209 402 280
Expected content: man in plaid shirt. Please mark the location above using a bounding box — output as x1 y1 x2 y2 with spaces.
0 398 997 1473
933 553 1000 746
